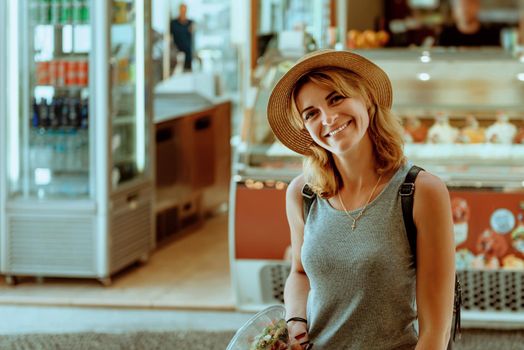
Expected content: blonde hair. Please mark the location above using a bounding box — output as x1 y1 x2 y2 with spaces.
290 67 405 198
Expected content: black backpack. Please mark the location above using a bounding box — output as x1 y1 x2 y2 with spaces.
301 165 462 348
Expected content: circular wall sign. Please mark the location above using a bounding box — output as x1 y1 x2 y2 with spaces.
490 209 515 234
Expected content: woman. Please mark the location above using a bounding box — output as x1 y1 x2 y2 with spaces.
267 50 455 349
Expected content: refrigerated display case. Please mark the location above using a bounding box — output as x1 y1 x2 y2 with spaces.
0 0 154 285
0 0 6 269
230 48 524 326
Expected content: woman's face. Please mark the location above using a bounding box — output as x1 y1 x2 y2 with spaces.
295 81 370 155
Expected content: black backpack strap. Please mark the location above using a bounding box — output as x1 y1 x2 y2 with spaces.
301 184 316 221
400 165 462 344
400 165 424 264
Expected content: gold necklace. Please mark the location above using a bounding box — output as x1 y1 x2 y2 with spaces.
338 174 383 231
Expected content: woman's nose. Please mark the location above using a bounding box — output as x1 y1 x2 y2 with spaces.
321 111 338 126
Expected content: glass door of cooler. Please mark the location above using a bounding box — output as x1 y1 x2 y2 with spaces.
109 0 150 191
7 0 92 200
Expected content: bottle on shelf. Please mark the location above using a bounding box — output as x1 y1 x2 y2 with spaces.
38 97 50 129
113 1 131 24
48 96 60 129
32 97 40 129
34 0 88 25
68 93 80 128
72 0 89 24
80 97 89 129
60 0 73 24
30 97 53 196
77 57 89 86
38 0 52 25
48 60 58 87
60 94 71 127
79 97 89 169
35 55 88 88
30 93 89 175
50 0 62 25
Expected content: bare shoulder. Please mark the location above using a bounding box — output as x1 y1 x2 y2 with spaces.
413 170 452 224
286 174 306 222
287 174 306 203
414 171 449 200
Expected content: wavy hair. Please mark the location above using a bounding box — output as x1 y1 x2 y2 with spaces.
289 67 405 198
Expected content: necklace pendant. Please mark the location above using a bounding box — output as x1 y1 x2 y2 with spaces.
351 220 356 231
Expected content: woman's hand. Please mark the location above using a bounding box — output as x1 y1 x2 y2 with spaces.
287 321 313 349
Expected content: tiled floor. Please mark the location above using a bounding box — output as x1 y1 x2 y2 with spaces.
0 214 234 310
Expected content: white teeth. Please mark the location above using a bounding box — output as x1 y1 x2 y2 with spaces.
328 122 349 136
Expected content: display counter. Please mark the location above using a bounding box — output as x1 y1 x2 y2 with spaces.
154 92 231 244
230 49 524 327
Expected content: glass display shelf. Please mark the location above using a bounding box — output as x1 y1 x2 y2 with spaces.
238 48 524 189
109 0 148 190
9 0 93 200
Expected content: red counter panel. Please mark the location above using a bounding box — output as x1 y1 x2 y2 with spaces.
235 186 289 260
234 185 524 269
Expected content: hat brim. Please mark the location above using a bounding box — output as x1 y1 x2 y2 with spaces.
267 50 392 155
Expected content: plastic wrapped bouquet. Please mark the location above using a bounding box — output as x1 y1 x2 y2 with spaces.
228 305 292 350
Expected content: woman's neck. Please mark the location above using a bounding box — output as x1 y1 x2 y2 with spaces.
333 133 378 191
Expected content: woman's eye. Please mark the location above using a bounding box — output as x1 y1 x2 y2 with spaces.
330 95 344 104
304 110 317 121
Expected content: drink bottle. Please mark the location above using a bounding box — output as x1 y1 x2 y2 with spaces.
39 0 52 24
32 97 40 128
60 0 73 24
39 98 50 129
51 0 61 25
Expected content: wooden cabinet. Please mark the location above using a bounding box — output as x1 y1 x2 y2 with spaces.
155 101 231 244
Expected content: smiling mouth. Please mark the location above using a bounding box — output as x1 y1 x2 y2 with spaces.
325 121 350 137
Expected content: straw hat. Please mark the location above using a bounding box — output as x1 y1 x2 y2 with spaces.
267 49 392 155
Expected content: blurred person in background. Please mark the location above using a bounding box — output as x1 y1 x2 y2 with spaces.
438 0 500 46
170 3 194 72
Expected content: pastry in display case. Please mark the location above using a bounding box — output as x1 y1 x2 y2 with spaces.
403 115 428 143
458 115 485 144
515 126 524 144
347 29 390 49
231 48 524 326
485 112 517 144
427 112 459 143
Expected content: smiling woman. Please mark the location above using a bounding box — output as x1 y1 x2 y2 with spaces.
266 50 456 350
287 66 405 199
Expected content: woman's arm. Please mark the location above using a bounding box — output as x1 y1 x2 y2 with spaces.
284 175 311 347
413 172 455 350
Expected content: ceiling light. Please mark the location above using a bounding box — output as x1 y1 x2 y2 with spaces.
417 73 431 81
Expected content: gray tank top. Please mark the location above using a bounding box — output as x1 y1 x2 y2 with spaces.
302 162 418 349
